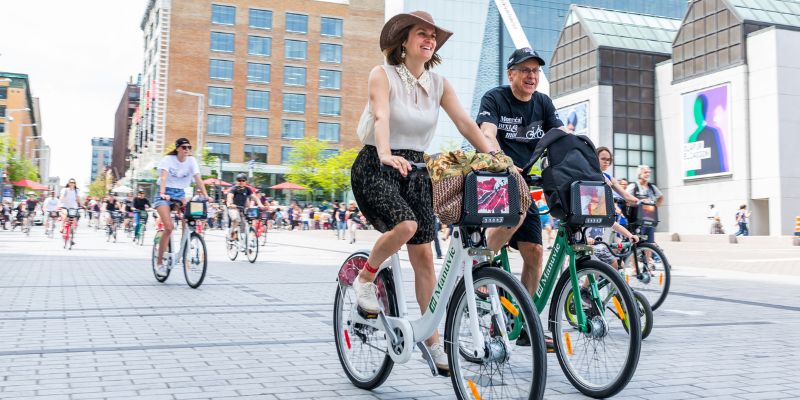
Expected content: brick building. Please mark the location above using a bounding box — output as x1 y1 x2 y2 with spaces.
112 81 141 179
0 72 39 160
131 0 385 192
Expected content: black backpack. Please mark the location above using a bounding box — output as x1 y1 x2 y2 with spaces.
530 128 604 220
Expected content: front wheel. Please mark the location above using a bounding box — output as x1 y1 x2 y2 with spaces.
183 232 207 288
333 252 397 390
246 227 259 263
549 259 641 398
446 266 547 400
226 235 238 261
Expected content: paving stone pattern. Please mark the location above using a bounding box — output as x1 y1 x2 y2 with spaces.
1 224 799 399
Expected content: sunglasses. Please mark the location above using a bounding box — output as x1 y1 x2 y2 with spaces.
237 179 246 182
179 145 192 150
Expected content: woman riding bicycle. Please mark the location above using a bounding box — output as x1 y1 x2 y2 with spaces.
59 178 81 235
350 11 499 372
153 138 208 277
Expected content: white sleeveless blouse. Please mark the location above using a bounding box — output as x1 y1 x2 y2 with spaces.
361 64 445 152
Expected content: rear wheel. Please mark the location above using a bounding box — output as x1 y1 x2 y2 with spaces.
625 243 671 310
633 291 653 340
334 252 397 390
68 228 75 250
226 235 238 261
183 232 207 288
246 227 259 263
550 259 641 398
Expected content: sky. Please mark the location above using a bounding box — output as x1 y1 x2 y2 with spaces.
0 0 146 189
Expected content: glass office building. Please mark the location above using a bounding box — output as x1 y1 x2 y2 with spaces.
390 0 688 152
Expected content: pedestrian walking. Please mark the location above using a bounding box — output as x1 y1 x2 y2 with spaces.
707 204 724 234
735 204 751 236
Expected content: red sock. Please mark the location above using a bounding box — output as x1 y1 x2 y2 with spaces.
364 260 378 273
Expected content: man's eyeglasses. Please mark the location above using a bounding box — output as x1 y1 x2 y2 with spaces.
237 179 246 182
179 145 192 150
512 67 540 75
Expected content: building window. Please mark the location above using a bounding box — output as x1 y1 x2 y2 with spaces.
283 93 305 113
244 144 268 163
249 9 272 29
247 63 270 83
209 59 233 80
208 115 232 136
321 149 339 159
211 4 235 25
282 120 305 139
0 87 6 100
320 43 342 63
613 133 656 183
281 146 295 164
286 13 308 34
285 40 307 60
246 90 270 110
319 96 341 116
318 122 340 142
245 117 269 137
0 106 5 118
208 87 232 108
210 32 234 52
284 66 306 86
321 17 343 37
0 123 4 134
319 69 341 89
207 142 231 161
248 35 271 56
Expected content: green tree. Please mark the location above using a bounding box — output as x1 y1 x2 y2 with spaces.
88 173 109 198
317 149 358 200
285 138 327 195
1 136 40 182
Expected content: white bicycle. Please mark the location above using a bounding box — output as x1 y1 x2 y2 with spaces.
334 164 547 399
151 199 208 289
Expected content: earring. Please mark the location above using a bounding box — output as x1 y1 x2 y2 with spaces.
401 47 406 59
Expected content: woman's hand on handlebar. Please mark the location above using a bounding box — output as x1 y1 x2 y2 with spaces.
160 194 171 201
379 154 412 177
628 234 640 243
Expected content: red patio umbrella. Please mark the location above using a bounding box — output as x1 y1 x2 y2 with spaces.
11 179 49 191
202 178 231 186
270 182 307 190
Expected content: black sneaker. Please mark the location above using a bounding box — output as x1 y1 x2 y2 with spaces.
515 329 531 347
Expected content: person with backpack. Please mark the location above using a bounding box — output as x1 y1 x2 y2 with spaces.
627 165 664 245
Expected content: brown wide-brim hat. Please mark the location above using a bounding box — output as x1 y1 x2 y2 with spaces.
380 11 453 53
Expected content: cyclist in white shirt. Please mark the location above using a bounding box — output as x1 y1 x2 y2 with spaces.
59 178 81 233
43 191 60 234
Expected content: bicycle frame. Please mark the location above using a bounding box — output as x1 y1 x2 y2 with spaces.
351 229 494 360
496 223 597 334
162 212 196 269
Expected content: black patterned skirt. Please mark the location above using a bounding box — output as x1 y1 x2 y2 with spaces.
351 145 435 244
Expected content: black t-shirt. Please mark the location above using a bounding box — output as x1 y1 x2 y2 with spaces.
230 186 253 208
26 199 38 211
476 86 564 170
105 200 117 212
133 197 150 210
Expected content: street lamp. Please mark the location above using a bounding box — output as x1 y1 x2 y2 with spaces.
175 89 205 151
24 136 42 158
17 123 37 157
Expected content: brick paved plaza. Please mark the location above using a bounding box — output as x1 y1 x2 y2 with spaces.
1 224 799 399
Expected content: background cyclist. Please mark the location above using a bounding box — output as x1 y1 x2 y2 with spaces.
132 189 151 235
43 191 60 235
226 173 266 242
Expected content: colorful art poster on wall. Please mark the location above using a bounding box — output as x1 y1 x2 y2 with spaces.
557 101 588 136
682 84 731 179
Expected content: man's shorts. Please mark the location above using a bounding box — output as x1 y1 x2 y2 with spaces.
509 204 543 249
228 208 241 223
592 244 615 265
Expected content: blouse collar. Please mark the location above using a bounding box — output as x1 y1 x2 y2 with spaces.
395 63 432 96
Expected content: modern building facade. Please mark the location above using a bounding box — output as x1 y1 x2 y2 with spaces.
112 80 141 179
90 137 113 182
654 0 800 236
388 0 688 153
131 0 385 193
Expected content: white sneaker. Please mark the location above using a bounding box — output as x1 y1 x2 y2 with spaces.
352 278 380 314
427 343 449 371
156 264 168 277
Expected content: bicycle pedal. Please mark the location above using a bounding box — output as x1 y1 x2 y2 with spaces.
436 367 450 377
356 306 379 320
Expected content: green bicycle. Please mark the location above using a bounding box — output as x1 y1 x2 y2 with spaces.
481 186 641 398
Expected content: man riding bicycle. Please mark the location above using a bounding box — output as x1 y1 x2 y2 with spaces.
24 193 39 228
226 173 266 242
133 189 151 237
122 192 135 231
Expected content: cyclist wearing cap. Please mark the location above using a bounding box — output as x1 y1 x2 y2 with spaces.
153 138 208 276
226 173 265 242
132 190 150 233
477 47 566 346
43 191 60 235
24 193 39 230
